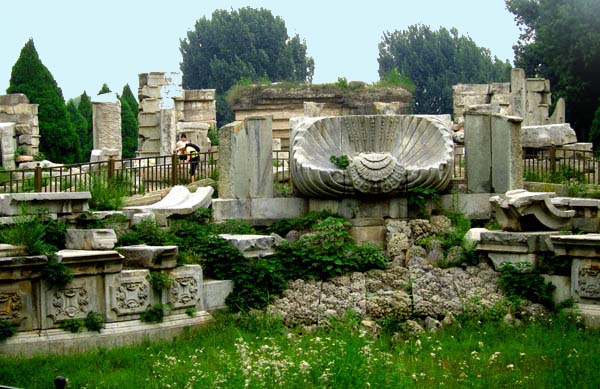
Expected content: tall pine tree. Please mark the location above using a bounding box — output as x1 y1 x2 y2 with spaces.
98 83 111 95
120 84 138 114
7 39 80 163
77 91 93 160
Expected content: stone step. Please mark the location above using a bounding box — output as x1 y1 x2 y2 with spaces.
575 303 600 329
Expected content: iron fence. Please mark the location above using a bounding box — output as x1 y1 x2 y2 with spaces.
0 151 218 195
523 146 599 184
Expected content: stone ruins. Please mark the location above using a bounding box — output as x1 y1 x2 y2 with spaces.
0 94 40 169
137 72 216 158
230 83 412 148
91 92 122 162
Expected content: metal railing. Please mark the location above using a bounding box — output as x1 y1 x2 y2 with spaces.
0 151 218 195
523 146 598 184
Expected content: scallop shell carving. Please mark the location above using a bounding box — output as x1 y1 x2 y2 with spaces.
290 115 453 198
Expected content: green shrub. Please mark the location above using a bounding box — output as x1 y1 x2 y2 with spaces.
0 210 56 255
268 210 341 236
84 311 105 332
61 318 84 333
117 220 172 247
88 175 129 211
407 188 440 217
140 304 168 323
41 256 74 289
0 321 17 342
499 262 555 309
329 155 350 169
185 307 196 317
274 217 388 280
147 272 172 292
373 68 416 93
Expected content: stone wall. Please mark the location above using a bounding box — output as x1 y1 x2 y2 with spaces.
230 84 412 148
137 72 216 157
453 68 565 127
0 94 40 167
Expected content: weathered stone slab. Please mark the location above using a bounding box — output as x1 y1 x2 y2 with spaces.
219 234 280 257
521 123 577 148
56 249 124 275
490 189 574 231
308 197 407 219
203 279 233 311
65 229 117 250
41 276 101 329
0 192 91 217
117 245 178 269
542 274 571 304
551 234 600 258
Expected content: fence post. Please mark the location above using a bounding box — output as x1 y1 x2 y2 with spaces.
171 154 178 186
108 156 115 179
34 163 42 192
549 144 556 175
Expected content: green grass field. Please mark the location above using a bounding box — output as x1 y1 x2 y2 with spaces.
0 311 598 388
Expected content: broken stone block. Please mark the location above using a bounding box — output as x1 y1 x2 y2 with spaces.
65 229 117 250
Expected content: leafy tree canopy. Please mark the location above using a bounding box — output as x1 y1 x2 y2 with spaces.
378 25 512 115
506 0 600 142
7 39 79 163
180 7 314 125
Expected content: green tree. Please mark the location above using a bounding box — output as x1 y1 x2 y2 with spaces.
120 99 138 158
119 84 139 159
77 91 93 161
506 0 600 142
98 83 111 95
7 39 80 163
378 25 512 114
66 99 88 162
120 84 138 115
589 106 600 151
180 7 314 125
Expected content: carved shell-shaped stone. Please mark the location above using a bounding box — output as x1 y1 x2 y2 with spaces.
290 115 453 198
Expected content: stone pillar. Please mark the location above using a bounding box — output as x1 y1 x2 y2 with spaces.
92 94 122 160
137 72 169 158
510 68 527 122
218 116 273 199
465 112 523 193
0 123 16 169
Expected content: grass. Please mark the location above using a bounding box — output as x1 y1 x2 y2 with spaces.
0 311 598 388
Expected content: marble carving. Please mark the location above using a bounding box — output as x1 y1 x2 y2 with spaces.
290 115 453 198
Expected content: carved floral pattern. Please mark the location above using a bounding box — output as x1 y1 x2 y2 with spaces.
0 292 23 322
113 281 149 315
169 276 199 308
50 287 89 321
577 267 600 299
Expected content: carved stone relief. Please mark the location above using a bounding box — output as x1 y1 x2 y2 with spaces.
576 266 600 300
114 281 149 315
49 287 89 321
0 292 23 323
167 265 202 309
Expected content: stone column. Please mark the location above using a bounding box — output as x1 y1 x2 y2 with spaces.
510 68 527 123
465 112 523 193
0 94 40 158
0 123 16 169
218 116 273 199
92 94 122 161
137 72 169 158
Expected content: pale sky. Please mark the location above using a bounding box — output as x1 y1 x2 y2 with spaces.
0 0 520 100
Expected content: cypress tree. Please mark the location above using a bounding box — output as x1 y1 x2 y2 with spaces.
7 39 80 163
98 83 111 95
120 99 138 158
77 91 93 159
66 99 88 162
121 84 138 114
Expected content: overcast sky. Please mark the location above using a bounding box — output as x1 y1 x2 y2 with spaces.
0 0 520 100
